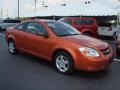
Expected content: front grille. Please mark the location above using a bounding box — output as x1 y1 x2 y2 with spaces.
100 47 111 55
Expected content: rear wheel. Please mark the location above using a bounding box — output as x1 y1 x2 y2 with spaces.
53 52 74 74
8 40 17 54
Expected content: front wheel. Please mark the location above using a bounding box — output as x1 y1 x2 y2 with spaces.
53 52 74 74
8 40 17 54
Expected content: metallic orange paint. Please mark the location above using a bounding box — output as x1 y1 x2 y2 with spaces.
5 20 114 72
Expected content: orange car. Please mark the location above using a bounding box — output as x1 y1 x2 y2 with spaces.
5 20 114 74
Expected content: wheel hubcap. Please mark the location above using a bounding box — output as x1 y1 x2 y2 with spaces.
56 55 69 72
9 42 15 53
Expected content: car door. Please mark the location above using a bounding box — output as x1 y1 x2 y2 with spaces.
25 22 53 59
14 22 28 51
73 18 84 32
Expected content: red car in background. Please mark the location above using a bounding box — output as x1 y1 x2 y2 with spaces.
59 17 98 37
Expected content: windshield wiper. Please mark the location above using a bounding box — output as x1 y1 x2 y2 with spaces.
71 34 81 36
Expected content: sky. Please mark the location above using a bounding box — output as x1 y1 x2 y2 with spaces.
0 0 120 18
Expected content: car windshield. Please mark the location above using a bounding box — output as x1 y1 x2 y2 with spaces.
46 21 81 37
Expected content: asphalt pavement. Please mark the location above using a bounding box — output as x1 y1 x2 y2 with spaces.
0 32 120 90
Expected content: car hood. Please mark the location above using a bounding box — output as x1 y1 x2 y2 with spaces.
61 35 109 50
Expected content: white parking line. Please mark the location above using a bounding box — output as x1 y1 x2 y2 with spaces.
114 58 120 62
0 34 5 37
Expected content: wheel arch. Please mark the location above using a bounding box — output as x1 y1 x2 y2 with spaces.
7 37 14 43
52 48 75 66
7 36 16 46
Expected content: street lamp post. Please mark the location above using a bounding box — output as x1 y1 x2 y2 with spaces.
0 9 3 19
18 0 20 19
6 9 9 18
34 0 37 12
34 0 38 19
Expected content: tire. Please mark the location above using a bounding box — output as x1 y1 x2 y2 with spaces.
53 51 74 74
8 40 17 54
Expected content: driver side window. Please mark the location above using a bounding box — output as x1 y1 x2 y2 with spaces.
26 22 47 34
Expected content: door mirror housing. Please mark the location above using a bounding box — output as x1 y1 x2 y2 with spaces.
37 31 49 38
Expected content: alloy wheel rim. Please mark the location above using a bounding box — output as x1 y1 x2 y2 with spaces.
9 42 15 53
56 55 69 72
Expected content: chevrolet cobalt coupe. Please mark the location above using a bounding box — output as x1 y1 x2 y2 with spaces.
5 20 114 74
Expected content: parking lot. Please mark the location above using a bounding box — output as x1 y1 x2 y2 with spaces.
0 31 120 90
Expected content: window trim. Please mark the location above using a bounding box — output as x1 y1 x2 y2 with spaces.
15 22 27 31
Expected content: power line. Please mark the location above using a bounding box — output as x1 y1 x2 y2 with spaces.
34 0 38 19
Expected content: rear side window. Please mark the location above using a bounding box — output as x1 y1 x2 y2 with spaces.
3 20 21 23
83 19 94 25
15 23 26 31
75 19 83 25
26 22 47 34
75 19 95 25
59 18 72 25
63 20 72 25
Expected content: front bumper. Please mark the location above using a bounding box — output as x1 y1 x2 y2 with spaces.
74 49 114 72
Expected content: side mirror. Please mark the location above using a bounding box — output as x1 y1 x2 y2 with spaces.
37 32 49 38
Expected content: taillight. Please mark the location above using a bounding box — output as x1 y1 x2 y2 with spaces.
108 27 112 31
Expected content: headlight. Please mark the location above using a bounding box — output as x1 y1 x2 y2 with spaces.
79 47 99 57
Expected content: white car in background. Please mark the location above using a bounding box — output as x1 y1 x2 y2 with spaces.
98 25 117 38
0 19 21 30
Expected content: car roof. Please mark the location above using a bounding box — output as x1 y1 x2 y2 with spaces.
22 19 57 23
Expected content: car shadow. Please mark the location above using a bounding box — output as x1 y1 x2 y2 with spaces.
16 52 111 79
69 69 110 79
18 52 53 67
